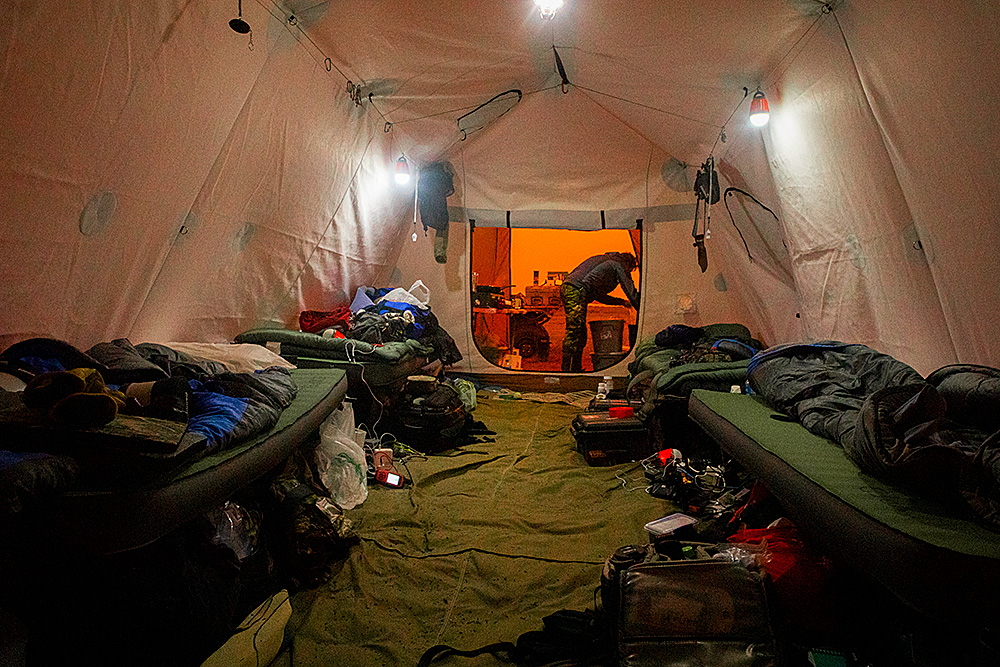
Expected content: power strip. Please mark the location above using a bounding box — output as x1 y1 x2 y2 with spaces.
373 448 393 470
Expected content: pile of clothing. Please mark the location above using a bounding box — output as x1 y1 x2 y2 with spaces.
0 337 297 494
298 282 462 366
625 323 765 409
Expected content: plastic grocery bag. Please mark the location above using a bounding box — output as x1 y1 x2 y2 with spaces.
451 378 477 412
206 501 259 562
377 280 431 309
407 279 431 306
314 403 368 509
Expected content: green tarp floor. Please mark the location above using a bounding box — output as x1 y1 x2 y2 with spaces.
282 398 671 666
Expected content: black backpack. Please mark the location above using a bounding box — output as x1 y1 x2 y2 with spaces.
390 381 469 453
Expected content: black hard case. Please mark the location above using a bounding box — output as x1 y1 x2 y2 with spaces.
570 411 651 465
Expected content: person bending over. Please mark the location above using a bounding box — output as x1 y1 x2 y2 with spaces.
560 252 639 372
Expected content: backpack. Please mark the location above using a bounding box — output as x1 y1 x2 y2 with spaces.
389 381 469 453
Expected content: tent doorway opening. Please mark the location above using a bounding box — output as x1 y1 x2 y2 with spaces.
471 226 641 372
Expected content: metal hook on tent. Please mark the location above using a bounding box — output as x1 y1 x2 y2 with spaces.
460 128 467 141
384 121 393 133
325 57 332 72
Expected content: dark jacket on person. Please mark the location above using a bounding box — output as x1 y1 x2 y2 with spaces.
564 253 639 309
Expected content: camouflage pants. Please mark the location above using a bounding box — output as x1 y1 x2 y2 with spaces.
561 283 588 371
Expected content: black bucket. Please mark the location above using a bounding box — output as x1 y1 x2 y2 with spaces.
592 352 627 370
589 319 624 354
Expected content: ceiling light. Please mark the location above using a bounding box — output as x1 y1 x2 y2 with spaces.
395 156 411 185
749 90 770 127
535 0 564 20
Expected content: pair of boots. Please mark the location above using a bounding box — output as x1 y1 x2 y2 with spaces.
23 368 125 427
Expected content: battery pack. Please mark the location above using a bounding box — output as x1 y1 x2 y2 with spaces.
570 411 651 466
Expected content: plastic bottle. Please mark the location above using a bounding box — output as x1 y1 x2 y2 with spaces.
603 376 614 396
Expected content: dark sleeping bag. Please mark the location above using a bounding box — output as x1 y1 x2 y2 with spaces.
747 341 924 449
188 368 298 454
925 365 1000 527
86 338 231 384
749 343 1000 530
927 364 1000 433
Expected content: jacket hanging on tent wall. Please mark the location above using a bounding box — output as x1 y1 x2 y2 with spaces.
694 158 720 206
418 161 455 264
417 162 455 232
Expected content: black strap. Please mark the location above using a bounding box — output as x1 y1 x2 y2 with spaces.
417 641 519 667
723 186 781 262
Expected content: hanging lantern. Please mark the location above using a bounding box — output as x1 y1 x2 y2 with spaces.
749 90 770 127
395 156 411 185
229 0 251 33
535 0 564 20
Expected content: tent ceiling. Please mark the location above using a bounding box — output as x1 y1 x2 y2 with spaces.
287 0 816 165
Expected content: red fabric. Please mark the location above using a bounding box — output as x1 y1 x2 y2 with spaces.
609 406 634 419
299 307 351 334
729 480 771 525
729 523 841 638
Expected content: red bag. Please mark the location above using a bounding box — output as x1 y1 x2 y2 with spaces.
299 308 351 334
728 523 842 637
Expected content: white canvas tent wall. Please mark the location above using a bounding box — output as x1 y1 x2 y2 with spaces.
2 0 998 378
